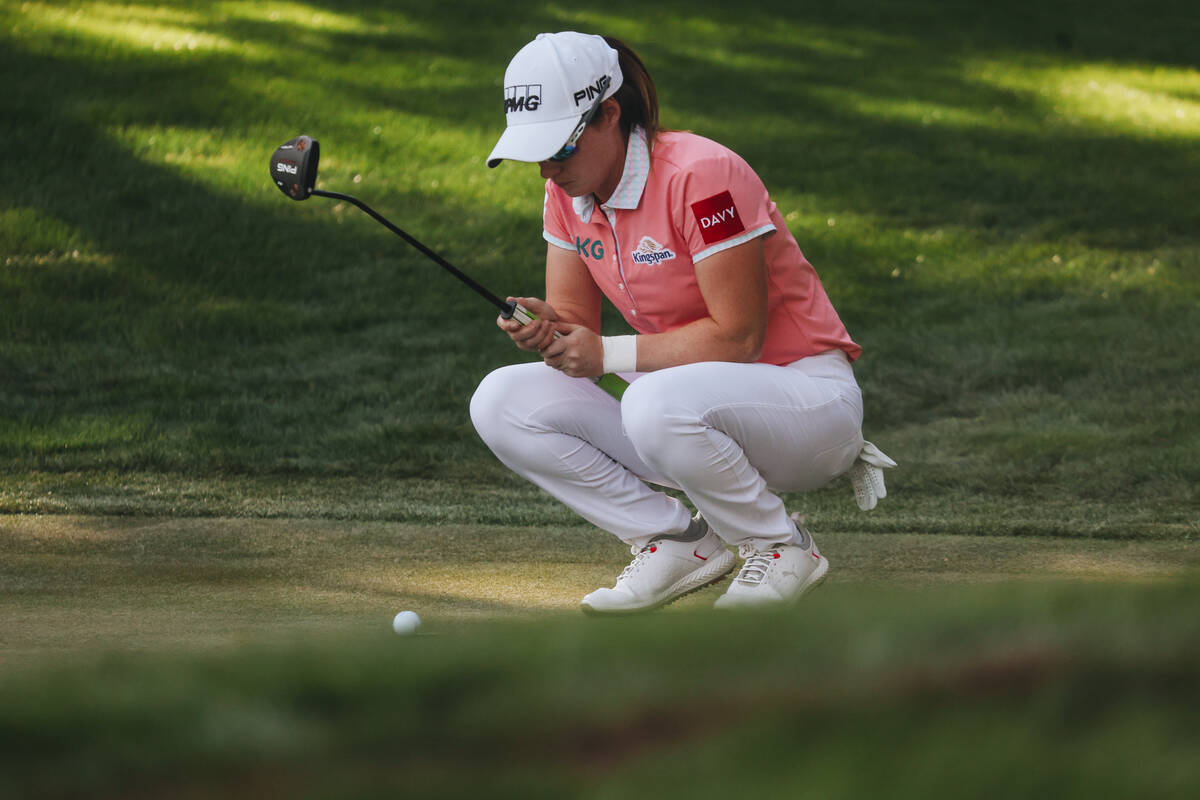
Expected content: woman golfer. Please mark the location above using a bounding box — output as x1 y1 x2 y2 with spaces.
471 32 894 613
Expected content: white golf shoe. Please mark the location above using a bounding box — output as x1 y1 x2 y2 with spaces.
714 518 828 610
581 522 735 615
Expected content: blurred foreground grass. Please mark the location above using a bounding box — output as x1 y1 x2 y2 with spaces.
2 516 1198 796
2 560 1197 798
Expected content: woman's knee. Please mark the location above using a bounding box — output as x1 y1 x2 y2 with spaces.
469 365 529 449
620 372 697 471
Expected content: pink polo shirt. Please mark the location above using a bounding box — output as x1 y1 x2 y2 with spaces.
543 128 860 365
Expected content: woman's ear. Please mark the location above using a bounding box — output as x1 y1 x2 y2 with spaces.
596 97 622 129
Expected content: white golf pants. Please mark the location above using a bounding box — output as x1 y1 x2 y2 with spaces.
469 350 865 550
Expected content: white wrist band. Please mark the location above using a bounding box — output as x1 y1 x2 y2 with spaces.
601 335 638 374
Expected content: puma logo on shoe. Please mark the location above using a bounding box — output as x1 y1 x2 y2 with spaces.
714 533 830 610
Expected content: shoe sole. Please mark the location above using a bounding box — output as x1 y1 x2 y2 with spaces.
580 549 736 616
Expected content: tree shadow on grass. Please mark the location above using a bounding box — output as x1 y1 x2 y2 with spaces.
638 1 1200 252
1 0 1196 481
0 24 538 473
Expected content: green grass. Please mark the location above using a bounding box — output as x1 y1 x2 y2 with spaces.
1 517 1198 798
3 515 1196 665
2 516 1198 796
1 0 1199 795
1 0 1197 532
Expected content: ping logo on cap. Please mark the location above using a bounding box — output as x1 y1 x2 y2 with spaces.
691 191 745 245
572 74 611 106
504 84 542 114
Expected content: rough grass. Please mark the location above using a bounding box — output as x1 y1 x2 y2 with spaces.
1 0 1197 535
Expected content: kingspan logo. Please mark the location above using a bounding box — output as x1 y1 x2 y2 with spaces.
630 236 677 266
504 84 542 113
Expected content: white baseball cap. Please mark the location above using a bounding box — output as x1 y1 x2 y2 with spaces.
486 32 623 168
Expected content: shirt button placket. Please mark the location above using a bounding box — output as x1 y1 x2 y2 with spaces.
602 205 637 313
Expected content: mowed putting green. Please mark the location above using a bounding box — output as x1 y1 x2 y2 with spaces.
2 514 1196 669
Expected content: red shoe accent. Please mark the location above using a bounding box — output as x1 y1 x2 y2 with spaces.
649 546 657 553
693 549 708 561
772 553 781 559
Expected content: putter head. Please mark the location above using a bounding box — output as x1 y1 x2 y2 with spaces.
270 135 320 200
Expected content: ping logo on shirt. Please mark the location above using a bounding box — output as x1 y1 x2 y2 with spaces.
690 190 745 245
630 236 677 266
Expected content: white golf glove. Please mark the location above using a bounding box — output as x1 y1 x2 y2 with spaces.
849 441 897 511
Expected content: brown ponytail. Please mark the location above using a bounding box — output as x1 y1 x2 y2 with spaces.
603 36 661 148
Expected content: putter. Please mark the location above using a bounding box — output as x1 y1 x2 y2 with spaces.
269 135 627 400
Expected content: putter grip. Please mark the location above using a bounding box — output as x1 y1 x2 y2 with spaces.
509 303 629 400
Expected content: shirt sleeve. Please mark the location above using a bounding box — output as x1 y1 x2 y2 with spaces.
541 182 576 252
672 148 777 263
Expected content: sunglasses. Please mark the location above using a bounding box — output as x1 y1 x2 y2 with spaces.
548 93 606 162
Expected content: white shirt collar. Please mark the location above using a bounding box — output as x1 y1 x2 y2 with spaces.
571 125 650 222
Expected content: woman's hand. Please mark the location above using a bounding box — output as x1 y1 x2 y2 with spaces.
496 297 602 376
539 323 603 377
496 296 558 352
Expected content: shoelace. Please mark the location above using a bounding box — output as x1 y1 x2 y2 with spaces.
734 543 777 585
616 544 655 583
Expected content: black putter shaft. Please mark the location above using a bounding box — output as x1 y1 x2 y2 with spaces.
270 134 628 399
312 189 515 317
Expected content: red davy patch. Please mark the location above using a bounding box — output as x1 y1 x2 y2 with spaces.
690 190 745 245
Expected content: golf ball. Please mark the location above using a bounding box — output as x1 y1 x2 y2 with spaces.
392 610 421 635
